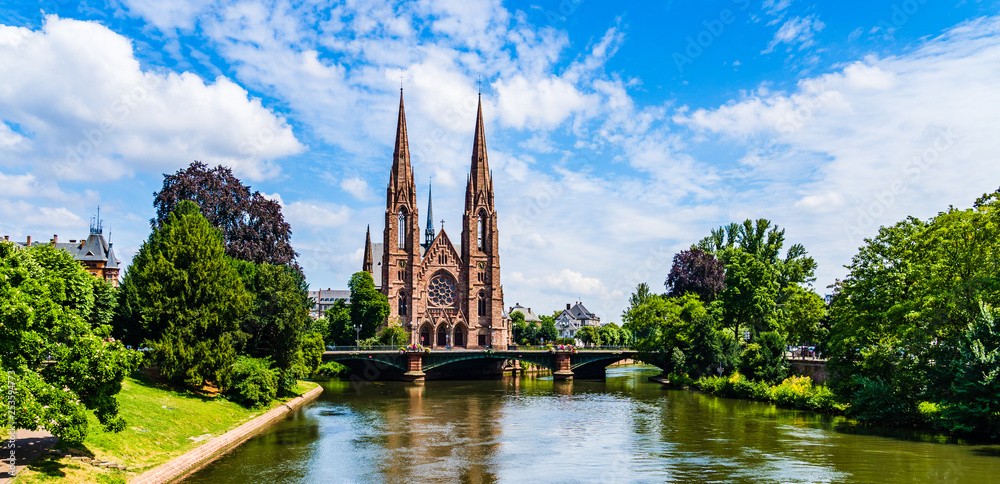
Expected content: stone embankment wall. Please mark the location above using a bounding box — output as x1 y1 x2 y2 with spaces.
789 360 828 383
131 385 323 484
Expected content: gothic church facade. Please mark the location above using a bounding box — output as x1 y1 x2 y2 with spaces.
363 91 510 349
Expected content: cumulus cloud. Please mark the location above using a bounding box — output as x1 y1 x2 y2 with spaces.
676 16 1000 290
0 16 303 181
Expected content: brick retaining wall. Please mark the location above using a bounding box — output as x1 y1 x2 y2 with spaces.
131 385 324 484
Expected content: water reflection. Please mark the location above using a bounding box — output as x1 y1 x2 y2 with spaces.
183 367 1000 484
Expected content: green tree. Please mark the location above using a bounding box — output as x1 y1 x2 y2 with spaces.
936 303 1000 437
511 311 527 344
539 315 558 343
347 271 389 341
233 260 312 395
782 285 827 346
0 242 141 444
116 201 250 389
721 249 778 342
576 325 599 346
324 299 353 346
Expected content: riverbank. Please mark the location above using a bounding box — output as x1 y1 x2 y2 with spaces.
11 375 320 484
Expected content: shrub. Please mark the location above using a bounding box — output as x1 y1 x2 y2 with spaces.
806 385 845 413
555 338 575 345
664 371 695 388
772 376 813 408
227 356 278 408
695 375 728 394
917 401 944 427
848 376 919 426
314 361 349 378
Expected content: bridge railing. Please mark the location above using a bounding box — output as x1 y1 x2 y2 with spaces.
325 346 401 352
324 345 634 353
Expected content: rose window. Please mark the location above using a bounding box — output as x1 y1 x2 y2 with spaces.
428 275 457 307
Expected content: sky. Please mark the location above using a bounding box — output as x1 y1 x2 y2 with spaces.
1 0 999 323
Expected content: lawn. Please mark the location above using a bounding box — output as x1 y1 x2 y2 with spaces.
14 374 319 484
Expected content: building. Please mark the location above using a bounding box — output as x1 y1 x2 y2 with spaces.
362 91 509 349
508 303 541 324
554 302 601 340
308 288 351 319
5 220 121 287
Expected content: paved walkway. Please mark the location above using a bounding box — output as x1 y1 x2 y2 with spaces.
0 429 58 484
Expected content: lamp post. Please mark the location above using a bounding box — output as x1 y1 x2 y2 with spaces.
353 324 361 348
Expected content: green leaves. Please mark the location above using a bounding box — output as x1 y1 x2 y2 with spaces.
118 200 249 389
0 240 140 444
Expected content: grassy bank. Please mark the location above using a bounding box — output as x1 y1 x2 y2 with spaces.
14 374 319 484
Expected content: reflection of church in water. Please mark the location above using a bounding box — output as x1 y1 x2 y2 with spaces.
362 91 510 349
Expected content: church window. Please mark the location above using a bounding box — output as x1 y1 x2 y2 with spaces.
398 210 407 249
399 291 407 316
477 292 487 316
477 213 485 250
427 274 457 307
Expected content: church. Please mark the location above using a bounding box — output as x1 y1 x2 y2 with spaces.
362 91 510 350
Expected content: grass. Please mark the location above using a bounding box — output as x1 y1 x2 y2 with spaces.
13 374 319 484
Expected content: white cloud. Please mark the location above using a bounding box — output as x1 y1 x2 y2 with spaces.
341 176 373 201
763 15 825 53
676 16 1000 291
0 16 304 181
494 75 596 129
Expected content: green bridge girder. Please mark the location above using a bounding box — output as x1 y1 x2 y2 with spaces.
322 349 641 377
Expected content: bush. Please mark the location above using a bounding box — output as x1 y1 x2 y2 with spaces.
696 372 844 414
772 376 813 408
806 385 845 413
848 376 919 426
555 338 575 345
227 356 278 408
314 361 349 378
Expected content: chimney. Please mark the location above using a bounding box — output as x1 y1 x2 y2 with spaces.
3 235 8 241
566 303 571 310
26 235 31 246
53 234 58 244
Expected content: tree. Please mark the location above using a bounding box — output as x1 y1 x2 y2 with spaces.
233 260 312 395
347 271 389 341
721 249 778 342
539 315 558 343
153 161 296 265
782 285 826 346
576 325 599 346
324 299 354 346
698 218 816 292
116 201 250 388
511 312 527 344
0 242 141 444
665 248 726 302
936 303 1000 437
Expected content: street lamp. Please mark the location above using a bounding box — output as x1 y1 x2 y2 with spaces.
353 324 361 348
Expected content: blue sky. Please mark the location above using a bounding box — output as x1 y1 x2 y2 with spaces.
1 0 999 322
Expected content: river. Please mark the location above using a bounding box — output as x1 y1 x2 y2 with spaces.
183 366 1000 483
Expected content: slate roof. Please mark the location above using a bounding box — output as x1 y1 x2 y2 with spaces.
310 289 351 303
508 303 541 322
29 233 120 267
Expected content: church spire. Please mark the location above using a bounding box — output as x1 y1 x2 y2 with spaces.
423 179 435 250
466 94 494 211
363 225 373 273
389 89 416 210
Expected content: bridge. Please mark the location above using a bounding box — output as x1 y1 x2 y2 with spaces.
322 348 638 381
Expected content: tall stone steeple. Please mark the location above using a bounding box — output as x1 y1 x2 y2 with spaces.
461 94 502 347
423 179 435 250
465 94 495 213
388 90 417 211
363 225 373 273
383 89 421 328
